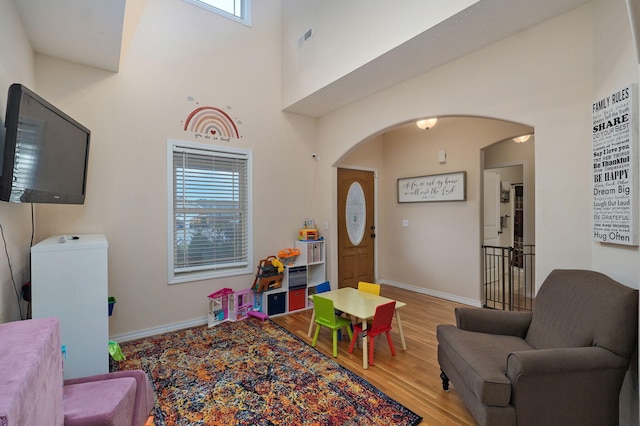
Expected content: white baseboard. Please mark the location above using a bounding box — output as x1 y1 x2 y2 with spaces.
379 279 482 308
110 283 480 343
110 316 208 343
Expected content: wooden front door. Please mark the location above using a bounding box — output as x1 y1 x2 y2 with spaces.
337 168 375 288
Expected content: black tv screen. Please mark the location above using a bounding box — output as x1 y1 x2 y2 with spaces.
1 84 90 204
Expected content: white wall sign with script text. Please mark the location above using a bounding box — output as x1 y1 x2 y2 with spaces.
397 171 466 203
592 84 639 245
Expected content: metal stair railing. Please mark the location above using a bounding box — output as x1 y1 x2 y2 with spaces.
482 244 535 311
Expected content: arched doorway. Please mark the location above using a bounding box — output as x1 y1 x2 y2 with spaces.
334 116 534 307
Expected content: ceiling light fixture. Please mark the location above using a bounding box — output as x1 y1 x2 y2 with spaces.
513 134 531 143
416 118 438 130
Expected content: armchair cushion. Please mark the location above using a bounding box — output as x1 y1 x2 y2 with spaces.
437 324 534 406
63 376 137 426
64 370 155 426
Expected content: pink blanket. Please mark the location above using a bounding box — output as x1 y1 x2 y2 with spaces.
0 317 64 426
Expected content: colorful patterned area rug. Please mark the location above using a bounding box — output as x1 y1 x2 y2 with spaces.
114 318 422 426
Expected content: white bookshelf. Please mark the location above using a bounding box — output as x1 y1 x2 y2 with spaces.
260 240 326 317
294 240 326 299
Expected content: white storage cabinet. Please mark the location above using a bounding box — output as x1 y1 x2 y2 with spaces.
31 234 109 379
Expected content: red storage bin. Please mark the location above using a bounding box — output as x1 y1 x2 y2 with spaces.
288 288 306 311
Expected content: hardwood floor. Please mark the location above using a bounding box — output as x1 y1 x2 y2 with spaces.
272 285 477 425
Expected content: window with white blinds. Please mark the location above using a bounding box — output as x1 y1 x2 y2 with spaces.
168 140 252 283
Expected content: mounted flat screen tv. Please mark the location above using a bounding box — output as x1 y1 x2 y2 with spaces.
1 84 90 204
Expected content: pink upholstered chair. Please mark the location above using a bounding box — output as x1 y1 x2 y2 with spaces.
0 317 155 426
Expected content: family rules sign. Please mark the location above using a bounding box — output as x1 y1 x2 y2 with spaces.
592 84 638 245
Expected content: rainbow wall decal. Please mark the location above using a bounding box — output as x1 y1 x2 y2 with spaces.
184 106 240 138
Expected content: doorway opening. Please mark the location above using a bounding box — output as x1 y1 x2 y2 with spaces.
482 136 536 310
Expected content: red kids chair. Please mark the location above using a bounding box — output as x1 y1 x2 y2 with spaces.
348 301 396 366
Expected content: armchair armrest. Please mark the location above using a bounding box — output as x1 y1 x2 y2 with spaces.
506 346 630 426
507 346 629 378
455 307 532 337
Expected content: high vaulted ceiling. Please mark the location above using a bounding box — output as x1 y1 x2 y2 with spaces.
15 0 594 116
15 0 127 72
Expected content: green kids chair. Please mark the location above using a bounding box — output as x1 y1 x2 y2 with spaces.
307 281 332 337
311 295 353 357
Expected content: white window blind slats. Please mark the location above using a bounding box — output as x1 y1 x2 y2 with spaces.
171 146 249 276
173 146 247 159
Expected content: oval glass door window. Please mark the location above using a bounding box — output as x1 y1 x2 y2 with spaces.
346 182 366 246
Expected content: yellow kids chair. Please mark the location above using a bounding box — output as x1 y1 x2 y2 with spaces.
357 281 381 296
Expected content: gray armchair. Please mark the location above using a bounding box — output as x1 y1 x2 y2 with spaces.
437 269 638 426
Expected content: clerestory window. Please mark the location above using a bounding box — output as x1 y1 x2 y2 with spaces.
183 0 251 26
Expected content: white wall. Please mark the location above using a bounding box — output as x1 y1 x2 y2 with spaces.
32 0 317 337
0 0 37 323
312 3 639 299
591 0 640 285
280 0 478 109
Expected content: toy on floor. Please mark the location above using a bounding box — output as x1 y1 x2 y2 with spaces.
233 288 255 320
252 256 284 292
207 288 233 327
248 310 269 321
208 287 267 325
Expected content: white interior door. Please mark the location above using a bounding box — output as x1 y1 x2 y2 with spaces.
483 171 501 246
509 186 516 247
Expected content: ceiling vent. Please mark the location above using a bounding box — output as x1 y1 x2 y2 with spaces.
297 28 314 48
